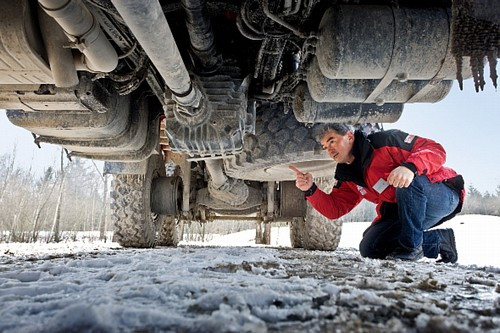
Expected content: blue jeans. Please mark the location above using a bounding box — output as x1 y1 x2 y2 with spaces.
359 175 459 259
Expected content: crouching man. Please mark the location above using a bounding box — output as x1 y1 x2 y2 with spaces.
290 124 464 263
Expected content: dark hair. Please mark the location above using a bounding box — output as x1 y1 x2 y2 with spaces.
315 123 354 142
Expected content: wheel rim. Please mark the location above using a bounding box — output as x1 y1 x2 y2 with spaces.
151 176 183 215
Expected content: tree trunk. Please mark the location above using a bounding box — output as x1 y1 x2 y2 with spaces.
99 174 109 241
49 177 64 243
49 149 65 243
90 184 97 237
10 211 19 242
31 181 57 242
9 190 32 242
0 146 16 203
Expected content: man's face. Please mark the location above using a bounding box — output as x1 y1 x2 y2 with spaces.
320 130 355 164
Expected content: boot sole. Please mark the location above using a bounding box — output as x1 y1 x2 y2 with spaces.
438 229 458 264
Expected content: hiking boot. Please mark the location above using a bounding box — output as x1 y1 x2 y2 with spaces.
386 245 424 261
436 229 458 263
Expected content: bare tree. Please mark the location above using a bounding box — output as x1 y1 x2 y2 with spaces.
99 174 109 241
48 149 65 243
0 147 16 203
30 168 57 242
0 150 109 243
90 182 98 233
3 160 35 242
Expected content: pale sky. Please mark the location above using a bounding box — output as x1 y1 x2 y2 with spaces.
0 77 499 193
0 111 64 176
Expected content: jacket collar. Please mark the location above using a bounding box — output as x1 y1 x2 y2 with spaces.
334 130 374 187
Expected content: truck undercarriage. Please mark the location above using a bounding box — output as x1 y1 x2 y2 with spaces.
1 0 498 248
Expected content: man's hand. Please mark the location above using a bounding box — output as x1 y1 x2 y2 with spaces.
289 165 313 191
387 166 415 188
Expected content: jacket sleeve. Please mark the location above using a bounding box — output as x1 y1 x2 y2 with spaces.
306 181 363 220
403 135 447 176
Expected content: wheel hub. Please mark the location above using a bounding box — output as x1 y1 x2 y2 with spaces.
151 176 183 215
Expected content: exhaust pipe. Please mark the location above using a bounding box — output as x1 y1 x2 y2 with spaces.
181 0 220 71
37 7 79 87
111 0 201 107
38 0 118 73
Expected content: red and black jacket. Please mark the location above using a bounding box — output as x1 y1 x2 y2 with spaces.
306 129 465 224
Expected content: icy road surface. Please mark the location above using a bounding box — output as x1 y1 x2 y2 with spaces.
1 245 499 333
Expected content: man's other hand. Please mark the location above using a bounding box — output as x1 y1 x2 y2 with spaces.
289 165 313 191
387 166 415 188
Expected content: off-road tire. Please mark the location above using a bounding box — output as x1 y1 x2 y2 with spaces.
301 177 343 251
302 204 343 251
156 216 179 246
290 217 306 248
110 155 165 248
224 105 334 181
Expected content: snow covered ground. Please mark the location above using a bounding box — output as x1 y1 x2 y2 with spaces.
0 215 499 332
182 214 500 268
